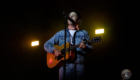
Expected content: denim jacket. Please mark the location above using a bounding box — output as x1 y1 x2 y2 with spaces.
44 28 93 63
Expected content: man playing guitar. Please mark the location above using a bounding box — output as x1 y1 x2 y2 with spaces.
44 11 93 80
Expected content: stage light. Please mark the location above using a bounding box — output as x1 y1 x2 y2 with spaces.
95 29 104 34
31 41 39 46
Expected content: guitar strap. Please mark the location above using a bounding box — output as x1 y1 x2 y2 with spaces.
81 30 86 40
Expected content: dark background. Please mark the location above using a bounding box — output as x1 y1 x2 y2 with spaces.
1 0 139 80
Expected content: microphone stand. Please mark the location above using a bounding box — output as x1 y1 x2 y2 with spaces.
63 15 67 80
63 12 76 80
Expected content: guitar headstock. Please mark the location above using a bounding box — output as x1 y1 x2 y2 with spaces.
83 36 102 44
90 36 102 43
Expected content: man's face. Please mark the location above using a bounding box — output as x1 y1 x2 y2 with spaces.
68 12 78 25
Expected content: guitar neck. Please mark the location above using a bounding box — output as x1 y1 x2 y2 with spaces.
61 36 101 53
70 39 91 51
70 44 80 51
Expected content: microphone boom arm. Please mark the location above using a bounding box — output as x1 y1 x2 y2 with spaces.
63 12 76 25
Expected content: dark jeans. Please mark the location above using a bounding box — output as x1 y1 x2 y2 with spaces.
59 63 85 80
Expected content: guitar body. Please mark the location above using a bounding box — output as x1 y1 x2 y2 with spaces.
47 42 75 69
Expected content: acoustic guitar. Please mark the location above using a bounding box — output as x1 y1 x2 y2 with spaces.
46 36 101 69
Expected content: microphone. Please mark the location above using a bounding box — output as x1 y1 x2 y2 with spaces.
63 12 75 25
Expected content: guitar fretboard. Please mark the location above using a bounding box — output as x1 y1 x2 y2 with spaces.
60 36 101 54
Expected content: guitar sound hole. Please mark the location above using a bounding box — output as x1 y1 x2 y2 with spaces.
61 48 70 54
57 55 64 60
60 49 65 54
